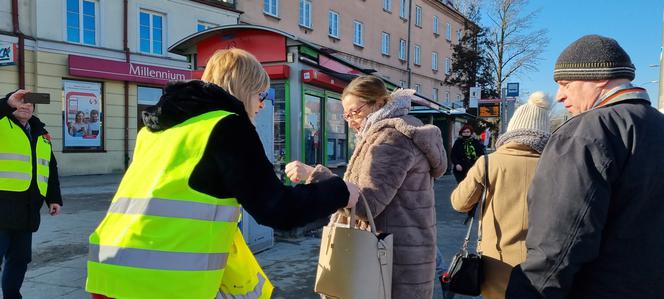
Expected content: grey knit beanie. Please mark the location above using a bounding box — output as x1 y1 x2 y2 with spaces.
507 91 551 133
553 35 635 81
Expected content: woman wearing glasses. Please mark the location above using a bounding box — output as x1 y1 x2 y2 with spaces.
286 75 447 299
87 48 360 299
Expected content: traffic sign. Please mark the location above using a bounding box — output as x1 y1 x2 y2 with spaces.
506 83 519 97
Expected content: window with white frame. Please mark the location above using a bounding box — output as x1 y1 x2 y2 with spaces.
415 84 421 93
384 0 392 12
139 10 164 55
414 44 421 65
432 52 438 71
415 6 422 27
446 23 452 41
399 0 407 18
445 91 450 103
328 10 339 38
433 88 439 100
299 0 312 28
399 39 406 60
399 80 406 88
457 29 463 43
264 0 278 17
354 21 364 46
433 16 439 35
66 0 98 45
445 57 451 74
197 21 217 32
381 32 390 55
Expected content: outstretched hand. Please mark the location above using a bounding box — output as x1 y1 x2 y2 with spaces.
285 161 315 183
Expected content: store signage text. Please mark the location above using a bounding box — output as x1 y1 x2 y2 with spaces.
69 55 191 85
0 42 17 66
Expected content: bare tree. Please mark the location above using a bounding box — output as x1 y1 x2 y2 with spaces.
486 0 548 98
448 0 482 20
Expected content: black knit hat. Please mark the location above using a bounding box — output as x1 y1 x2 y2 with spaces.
553 35 635 81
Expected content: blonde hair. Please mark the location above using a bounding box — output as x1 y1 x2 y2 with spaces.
341 75 391 107
201 48 270 117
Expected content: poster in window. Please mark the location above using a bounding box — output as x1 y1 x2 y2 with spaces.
63 80 103 149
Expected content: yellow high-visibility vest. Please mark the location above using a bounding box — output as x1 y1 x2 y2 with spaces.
0 116 51 196
86 110 273 299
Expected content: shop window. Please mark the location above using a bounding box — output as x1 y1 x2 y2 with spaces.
139 10 164 55
271 84 287 180
137 86 163 131
304 94 323 165
328 10 339 38
326 98 347 166
299 0 312 28
66 0 98 45
264 0 278 17
63 80 104 151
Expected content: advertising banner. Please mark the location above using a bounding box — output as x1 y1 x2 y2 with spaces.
63 80 103 149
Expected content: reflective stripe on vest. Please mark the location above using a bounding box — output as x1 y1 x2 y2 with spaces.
35 134 51 196
87 110 243 299
108 197 242 222
216 274 267 299
89 244 229 271
0 116 51 195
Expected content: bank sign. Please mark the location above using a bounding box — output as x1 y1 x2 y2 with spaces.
68 55 191 85
0 42 17 66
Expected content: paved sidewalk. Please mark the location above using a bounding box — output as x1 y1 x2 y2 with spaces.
10 173 473 299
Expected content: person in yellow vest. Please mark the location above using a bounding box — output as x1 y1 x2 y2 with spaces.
1 89 63 299
86 48 360 299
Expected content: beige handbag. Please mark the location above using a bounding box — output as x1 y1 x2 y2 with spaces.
314 193 393 299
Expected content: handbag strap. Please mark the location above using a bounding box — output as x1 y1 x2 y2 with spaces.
461 154 489 253
476 153 489 253
349 192 378 233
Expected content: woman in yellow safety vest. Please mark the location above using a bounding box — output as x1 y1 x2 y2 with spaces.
86 48 360 299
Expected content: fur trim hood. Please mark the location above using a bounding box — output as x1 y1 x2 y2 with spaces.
365 115 446 177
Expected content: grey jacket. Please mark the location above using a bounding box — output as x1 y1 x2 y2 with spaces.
506 94 664 298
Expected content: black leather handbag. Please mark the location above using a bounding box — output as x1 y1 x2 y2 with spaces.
441 154 489 296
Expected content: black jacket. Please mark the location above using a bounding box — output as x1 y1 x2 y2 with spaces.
506 98 664 298
141 80 349 230
0 93 63 232
450 137 484 171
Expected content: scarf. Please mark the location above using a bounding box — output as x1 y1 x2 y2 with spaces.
495 129 550 154
355 88 415 142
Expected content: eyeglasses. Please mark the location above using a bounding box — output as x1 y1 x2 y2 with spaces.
342 103 368 121
258 91 269 103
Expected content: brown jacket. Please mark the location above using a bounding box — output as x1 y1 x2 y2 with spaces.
309 115 446 299
451 142 540 299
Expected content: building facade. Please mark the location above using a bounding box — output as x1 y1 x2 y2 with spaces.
236 0 468 107
0 0 239 175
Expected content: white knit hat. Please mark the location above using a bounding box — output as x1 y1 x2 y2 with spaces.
506 91 551 133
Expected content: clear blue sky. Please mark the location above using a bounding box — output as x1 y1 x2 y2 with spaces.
480 0 664 110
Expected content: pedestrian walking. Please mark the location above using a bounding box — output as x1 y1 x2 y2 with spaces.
286 75 447 299
86 48 360 299
1 89 63 299
506 35 664 298
450 125 485 183
451 91 552 299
